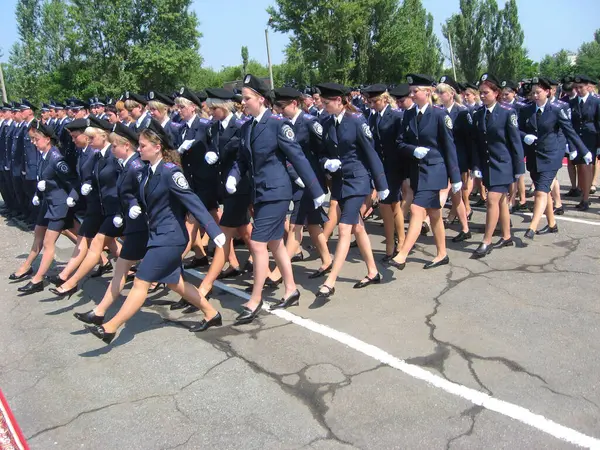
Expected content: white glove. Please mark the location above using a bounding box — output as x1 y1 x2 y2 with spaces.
177 139 194 154
313 193 326 209
471 170 483 179
32 195 40 206
569 150 578 160
21 171 25 176
204 151 218 165
112 215 124 228
81 183 92 196
451 181 463 193
129 205 142 219
225 176 237 194
295 177 305 188
413 147 430 159
324 159 342 172
523 134 537 145
377 189 389 201
37 180 46 192
515 173 525 179
66 197 76 208
213 233 226 248
584 152 593 165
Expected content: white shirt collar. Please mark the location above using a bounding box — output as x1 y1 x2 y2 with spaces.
254 108 267 123
291 110 302 125
416 103 429 115
235 111 243 119
579 93 590 103
335 111 345 124
446 103 454 113
25 119 34 127
186 114 197 128
536 100 548 113
317 108 325 115
42 150 50 160
81 145 89 153
136 111 149 128
486 103 497 114
150 158 163 173
161 117 170 128
121 153 135 167
6 119 13 126
379 105 389 117
100 144 110 157
221 112 234 129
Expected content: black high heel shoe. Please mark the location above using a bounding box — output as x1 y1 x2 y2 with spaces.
17 280 45 294
85 325 115 344
148 282 166 293
235 301 263 325
73 310 104 325
467 210 474 221
90 261 113 278
49 285 78 299
270 289 300 310
189 312 223 332
9 267 33 281
264 277 283 289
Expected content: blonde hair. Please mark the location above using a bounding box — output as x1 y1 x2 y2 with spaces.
108 132 136 148
147 100 169 115
380 92 397 109
84 127 108 140
206 98 234 113
140 129 181 166
115 100 125 111
175 97 195 109
124 99 143 111
436 83 463 105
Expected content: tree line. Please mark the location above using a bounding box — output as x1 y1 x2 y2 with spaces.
2 0 600 105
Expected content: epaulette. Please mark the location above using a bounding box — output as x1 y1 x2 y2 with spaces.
498 103 513 110
456 104 468 110
270 114 284 120
303 113 315 120
433 104 445 109
131 159 143 169
170 121 183 128
198 118 211 124
551 99 568 107
164 162 176 169
235 117 250 126
50 148 61 158
350 112 362 119
516 101 527 107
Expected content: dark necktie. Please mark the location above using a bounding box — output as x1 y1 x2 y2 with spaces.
578 98 583 115
219 123 225 136
536 108 542 118
485 110 491 126
145 169 153 197
417 111 423 125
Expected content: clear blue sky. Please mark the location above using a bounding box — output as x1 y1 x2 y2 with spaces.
0 0 598 70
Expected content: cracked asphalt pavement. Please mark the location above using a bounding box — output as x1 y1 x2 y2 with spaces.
1 173 600 449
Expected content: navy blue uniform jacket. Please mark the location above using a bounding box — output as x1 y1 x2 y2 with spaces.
117 153 147 234
36 147 78 219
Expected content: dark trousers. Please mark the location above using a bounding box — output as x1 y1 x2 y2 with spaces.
23 178 38 221
12 175 28 216
2 171 17 211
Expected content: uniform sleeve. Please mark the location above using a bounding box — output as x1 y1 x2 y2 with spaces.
595 101 600 149
122 164 143 210
396 114 418 159
505 110 525 175
355 119 388 191
438 112 461 184
277 121 324 199
52 157 78 195
168 169 222 240
229 124 249 183
555 107 589 157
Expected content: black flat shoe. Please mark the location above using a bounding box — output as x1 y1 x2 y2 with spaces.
467 210 474 221
291 252 304 262
424 255 449 269
181 304 200 315
49 285 78 299
46 274 65 287
420 222 430 236
233 237 245 247
565 188 581 197
316 285 335 298
9 267 33 281
452 230 471 242
235 301 263 325
242 260 253 273
524 229 535 240
149 282 166 293
513 202 528 212
73 310 104 325
536 224 558 235
189 312 222 332
576 201 590 211
472 243 492 259
90 261 113 278
264 277 283 288
170 298 190 311
349 240 358 248
353 273 381 289
183 256 209 269
217 266 241 280
17 280 44 294
85 325 115 344
125 273 136 282
473 198 486 207
270 289 300 310
308 263 332 279
553 206 564 215
386 259 406 270
492 237 514 249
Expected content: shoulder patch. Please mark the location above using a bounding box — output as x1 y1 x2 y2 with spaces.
467 113 473 125
172 171 190 190
170 121 183 129
434 104 444 110
198 118 211 124
361 122 373 139
444 115 453 130
281 124 295 140
56 160 70 173
131 159 143 169
510 113 518 128
303 114 313 120
351 113 363 119
499 103 512 111
313 121 323 136
270 115 284 121
164 162 176 169
559 109 568 120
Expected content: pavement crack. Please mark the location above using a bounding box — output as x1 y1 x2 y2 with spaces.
445 405 483 450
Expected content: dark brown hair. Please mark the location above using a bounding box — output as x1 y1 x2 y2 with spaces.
140 129 181 166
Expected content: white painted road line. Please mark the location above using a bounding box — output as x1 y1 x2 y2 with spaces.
185 269 600 449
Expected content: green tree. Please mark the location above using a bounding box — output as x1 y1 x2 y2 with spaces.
442 0 486 82
576 29 600 79
241 46 249 77
539 50 574 80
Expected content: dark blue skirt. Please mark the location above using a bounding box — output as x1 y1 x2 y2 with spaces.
413 190 441 209
487 184 510 194
136 244 186 284
119 231 149 261
99 215 123 238
251 200 289 242
381 171 403 205
77 213 104 238
290 194 329 226
220 194 251 228
36 204 73 231
339 195 365 225
530 170 557 193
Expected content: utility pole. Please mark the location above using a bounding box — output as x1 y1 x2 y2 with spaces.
447 32 458 80
0 62 7 102
265 19 275 90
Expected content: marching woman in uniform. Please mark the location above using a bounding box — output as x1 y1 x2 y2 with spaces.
123 92 152 132
471 73 525 258
269 87 332 280
86 120 226 343
435 76 473 242
50 117 123 297
363 84 406 260
73 123 148 326
11 121 78 293
146 90 182 148
388 75 461 271
519 77 589 238
313 82 388 299
226 75 325 319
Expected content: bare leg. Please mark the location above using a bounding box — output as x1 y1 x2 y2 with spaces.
528 191 549 232
499 194 512 240
101 278 151 333
14 226 46 275
353 219 379 280
169 277 218 319
307 224 332 269
451 190 469 233
567 160 577 190
31 229 62 283
323 200 340 240
461 172 472 217
320 223 352 291
392 205 426 264
247 240 268 309
268 238 297 298
401 180 414 217
58 233 110 291
550 179 562 209
428 208 447 262
482 192 502 245
59 236 91 280
379 203 397 256
269 224 302 282
94 258 137 316
578 164 592 203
